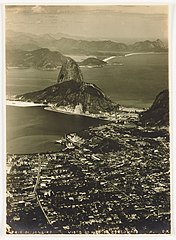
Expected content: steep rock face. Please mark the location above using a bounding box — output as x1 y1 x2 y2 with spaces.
18 57 118 114
19 80 118 114
57 57 83 84
139 90 169 126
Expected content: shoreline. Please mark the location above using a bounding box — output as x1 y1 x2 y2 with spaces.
6 100 108 120
103 56 116 62
6 116 170 233
6 99 144 119
124 52 165 57
6 99 144 110
44 106 109 120
6 100 47 107
6 51 168 71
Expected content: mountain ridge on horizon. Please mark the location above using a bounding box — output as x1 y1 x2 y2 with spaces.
7 29 168 44
6 44 168 70
6 30 168 54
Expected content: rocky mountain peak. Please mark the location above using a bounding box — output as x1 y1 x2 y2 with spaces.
153 39 165 49
57 57 83 84
18 55 118 114
139 89 169 126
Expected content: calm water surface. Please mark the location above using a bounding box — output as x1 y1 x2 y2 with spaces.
6 53 168 153
6 106 105 154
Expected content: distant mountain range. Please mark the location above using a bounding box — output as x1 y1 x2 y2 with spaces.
6 30 71 51
6 30 168 55
128 39 166 52
6 48 66 69
6 48 108 69
6 43 167 70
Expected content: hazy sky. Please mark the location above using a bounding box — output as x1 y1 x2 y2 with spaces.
5 5 168 41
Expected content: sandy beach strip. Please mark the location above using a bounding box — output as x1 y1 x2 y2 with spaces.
6 100 46 107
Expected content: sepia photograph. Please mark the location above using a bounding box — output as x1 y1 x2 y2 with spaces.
5 4 170 235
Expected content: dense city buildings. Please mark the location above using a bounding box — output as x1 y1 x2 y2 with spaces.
7 120 170 234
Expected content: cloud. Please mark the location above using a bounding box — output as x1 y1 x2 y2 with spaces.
31 6 46 14
6 6 24 14
36 20 42 24
6 5 168 16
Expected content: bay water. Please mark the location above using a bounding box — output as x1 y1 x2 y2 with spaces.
6 53 168 153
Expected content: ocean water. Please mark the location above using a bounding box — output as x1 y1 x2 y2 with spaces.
82 53 168 108
6 53 168 153
6 106 105 154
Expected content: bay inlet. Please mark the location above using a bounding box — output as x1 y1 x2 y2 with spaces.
6 105 106 154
